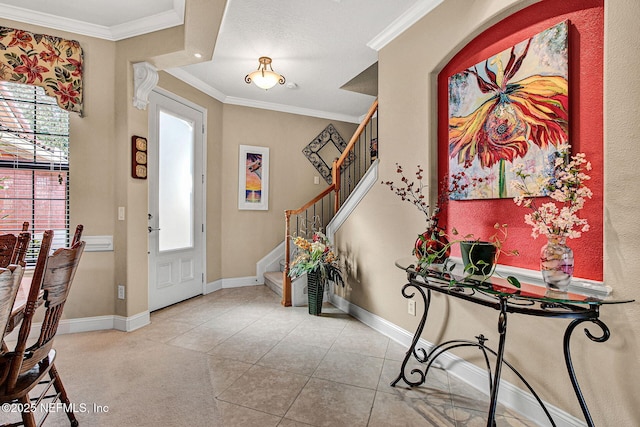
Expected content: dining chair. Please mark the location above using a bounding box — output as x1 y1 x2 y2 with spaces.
0 265 25 385
0 266 24 346
0 222 31 269
0 227 85 427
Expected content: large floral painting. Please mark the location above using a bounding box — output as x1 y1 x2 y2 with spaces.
0 26 83 115
448 21 568 200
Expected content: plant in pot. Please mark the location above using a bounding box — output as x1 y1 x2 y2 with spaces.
288 231 344 315
451 223 517 277
382 164 450 268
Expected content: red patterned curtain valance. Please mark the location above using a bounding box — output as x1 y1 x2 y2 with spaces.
0 26 83 115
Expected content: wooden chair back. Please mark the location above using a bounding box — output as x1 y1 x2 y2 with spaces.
27 240 85 369
0 235 18 268
0 265 24 346
72 224 83 246
0 222 31 269
0 225 84 427
5 227 85 390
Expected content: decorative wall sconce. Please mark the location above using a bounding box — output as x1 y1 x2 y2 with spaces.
245 57 285 90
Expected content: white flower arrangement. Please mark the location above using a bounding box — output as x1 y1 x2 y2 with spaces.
511 143 593 240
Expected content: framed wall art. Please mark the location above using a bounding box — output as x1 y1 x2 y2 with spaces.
448 20 569 200
238 145 269 210
302 124 353 184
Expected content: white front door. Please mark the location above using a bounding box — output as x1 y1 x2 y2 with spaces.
148 89 205 311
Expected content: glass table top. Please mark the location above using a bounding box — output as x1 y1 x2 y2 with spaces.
395 257 635 306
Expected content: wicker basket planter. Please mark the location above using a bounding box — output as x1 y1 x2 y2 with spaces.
307 270 324 315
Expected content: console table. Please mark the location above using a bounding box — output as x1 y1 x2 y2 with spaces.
392 257 633 427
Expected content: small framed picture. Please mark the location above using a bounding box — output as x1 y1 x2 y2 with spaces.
238 145 269 210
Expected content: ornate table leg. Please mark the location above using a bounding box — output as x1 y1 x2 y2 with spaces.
391 282 431 387
486 297 508 427
563 315 610 427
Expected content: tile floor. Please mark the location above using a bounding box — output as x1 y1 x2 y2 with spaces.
2 285 540 426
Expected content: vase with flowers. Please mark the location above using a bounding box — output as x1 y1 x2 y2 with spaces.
288 231 344 315
383 164 450 266
511 144 592 291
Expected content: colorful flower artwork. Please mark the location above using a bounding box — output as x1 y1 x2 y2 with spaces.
448 21 568 200
0 26 83 115
245 152 263 203
238 145 269 210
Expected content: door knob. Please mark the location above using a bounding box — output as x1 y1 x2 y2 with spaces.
148 226 161 233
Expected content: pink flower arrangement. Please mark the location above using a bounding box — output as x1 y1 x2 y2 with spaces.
511 144 592 240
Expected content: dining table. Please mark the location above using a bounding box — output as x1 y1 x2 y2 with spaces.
4 276 37 337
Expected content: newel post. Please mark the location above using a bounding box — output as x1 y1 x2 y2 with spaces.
282 210 292 307
332 159 340 213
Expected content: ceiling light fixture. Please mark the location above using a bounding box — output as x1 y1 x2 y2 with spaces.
245 57 285 90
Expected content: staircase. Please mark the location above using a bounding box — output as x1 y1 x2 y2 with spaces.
264 271 283 297
279 99 379 306
265 265 310 307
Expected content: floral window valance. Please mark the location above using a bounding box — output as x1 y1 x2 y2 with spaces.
0 26 83 115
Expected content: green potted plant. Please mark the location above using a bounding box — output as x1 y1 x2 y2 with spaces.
453 224 515 277
288 231 344 315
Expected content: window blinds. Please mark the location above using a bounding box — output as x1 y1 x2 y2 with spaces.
0 81 70 263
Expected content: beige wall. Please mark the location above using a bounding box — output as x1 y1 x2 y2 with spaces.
0 17 119 320
220 105 356 278
336 0 640 423
0 1 357 318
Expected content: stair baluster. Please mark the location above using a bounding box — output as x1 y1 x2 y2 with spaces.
282 99 378 306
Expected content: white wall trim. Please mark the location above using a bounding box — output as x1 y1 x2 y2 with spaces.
326 159 378 241
256 241 286 284
447 256 610 297
367 0 444 51
165 68 227 102
113 311 151 332
205 279 223 294
225 96 362 124
133 62 159 110
329 292 587 427
164 68 363 124
220 276 259 288
83 235 114 252
6 311 151 342
0 0 185 41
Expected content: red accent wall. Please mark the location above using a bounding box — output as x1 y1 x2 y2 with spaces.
438 0 604 280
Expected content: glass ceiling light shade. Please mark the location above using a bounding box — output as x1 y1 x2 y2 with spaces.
245 57 285 90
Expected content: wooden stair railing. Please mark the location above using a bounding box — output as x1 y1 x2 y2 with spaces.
282 99 378 306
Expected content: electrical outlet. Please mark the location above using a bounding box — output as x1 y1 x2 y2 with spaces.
118 285 125 300
408 300 416 316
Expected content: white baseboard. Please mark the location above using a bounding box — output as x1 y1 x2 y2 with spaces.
219 276 259 288
113 311 150 332
205 279 223 294
5 311 151 341
329 293 586 427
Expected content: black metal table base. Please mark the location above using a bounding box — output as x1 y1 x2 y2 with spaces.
391 279 610 427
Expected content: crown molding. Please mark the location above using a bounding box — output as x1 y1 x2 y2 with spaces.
225 97 361 124
367 0 443 51
0 0 184 41
164 68 227 102
165 68 363 124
